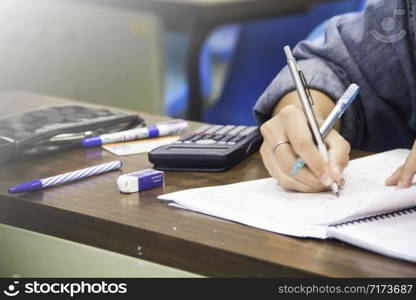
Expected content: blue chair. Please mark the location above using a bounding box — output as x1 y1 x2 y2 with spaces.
164 26 240 116
201 0 366 125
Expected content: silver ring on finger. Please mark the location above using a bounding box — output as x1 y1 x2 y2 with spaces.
272 139 290 153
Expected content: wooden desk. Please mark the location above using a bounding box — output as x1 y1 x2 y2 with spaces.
75 0 340 121
1 92 415 277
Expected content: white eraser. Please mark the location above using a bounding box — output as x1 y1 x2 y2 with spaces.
117 169 164 193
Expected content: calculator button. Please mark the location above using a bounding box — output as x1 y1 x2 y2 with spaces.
218 141 227 144
196 139 217 144
238 127 257 136
227 141 236 145
212 134 224 141
227 126 247 136
219 136 233 142
179 134 193 141
215 125 235 135
184 140 193 144
173 141 183 144
190 135 202 142
193 125 211 134
205 125 223 134
228 136 245 143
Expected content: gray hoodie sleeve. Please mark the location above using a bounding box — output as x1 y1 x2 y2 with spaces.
254 0 415 151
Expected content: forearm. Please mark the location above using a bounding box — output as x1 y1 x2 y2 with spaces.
272 89 341 132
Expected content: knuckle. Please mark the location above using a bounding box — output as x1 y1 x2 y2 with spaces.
259 121 271 136
260 116 280 136
279 104 299 118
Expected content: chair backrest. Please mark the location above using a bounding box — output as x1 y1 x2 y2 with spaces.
164 25 240 116
0 0 164 114
203 0 365 125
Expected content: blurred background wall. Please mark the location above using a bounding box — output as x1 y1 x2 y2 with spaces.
0 0 164 114
0 0 365 123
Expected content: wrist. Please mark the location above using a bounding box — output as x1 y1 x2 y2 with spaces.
273 89 341 132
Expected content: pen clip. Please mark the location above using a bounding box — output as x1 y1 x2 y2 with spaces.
48 120 142 143
0 136 15 143
299 70 314 106
49 131 93 142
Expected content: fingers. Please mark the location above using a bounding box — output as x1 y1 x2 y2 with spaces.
259 104 353 193
385 142 416 189
278 106 333 186
260 142 324 193
260 105 334 192
272 140 326 188
325 129 350 182
385 165 403 186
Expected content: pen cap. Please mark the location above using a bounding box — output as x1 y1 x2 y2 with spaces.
155 119 188 136
8 179 43 193
81 136 102 147
341 84 360 106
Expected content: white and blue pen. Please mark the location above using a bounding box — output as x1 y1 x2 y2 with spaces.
289 83 360 176
8 160 122 193
81 119 188 147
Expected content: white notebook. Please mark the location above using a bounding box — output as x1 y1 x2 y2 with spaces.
159 149 416 263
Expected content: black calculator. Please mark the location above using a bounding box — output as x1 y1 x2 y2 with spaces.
148 124 263 172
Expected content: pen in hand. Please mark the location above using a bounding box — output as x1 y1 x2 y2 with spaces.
289 83 360 176
284 45 340 196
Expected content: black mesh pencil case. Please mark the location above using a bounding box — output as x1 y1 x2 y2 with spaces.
0 104 145 164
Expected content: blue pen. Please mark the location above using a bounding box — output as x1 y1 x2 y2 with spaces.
8 160 122 193
289 83 360 176
81 119 188 147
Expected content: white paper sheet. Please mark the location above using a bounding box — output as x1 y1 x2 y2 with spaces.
159 149 416 238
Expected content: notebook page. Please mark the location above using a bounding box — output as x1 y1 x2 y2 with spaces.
328 208 416 263
159 149 416 238
338 149 416 221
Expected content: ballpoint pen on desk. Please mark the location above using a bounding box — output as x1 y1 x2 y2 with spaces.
283 45 339 197
290 83 360 176
8 160 122 193
81 119 188 147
